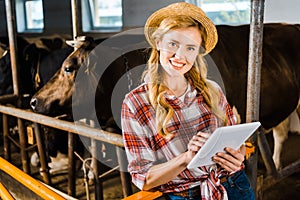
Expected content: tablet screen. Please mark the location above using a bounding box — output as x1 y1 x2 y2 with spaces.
187 122 261 169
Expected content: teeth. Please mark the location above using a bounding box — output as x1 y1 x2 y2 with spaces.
170 60 184 68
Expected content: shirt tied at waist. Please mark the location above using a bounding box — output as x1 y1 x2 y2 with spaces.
199 169 229 200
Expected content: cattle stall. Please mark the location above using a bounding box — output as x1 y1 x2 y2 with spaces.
0 104 133 200
1 0 300 200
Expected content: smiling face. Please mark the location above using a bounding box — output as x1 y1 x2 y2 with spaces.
156 26 202 79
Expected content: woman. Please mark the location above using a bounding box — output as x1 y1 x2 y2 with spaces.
121 2 255 200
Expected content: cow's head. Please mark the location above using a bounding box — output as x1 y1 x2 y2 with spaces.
30 36 96 116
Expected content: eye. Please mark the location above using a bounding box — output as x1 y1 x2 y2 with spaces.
187 46 196 51
168 42 178 48
64 66 75 73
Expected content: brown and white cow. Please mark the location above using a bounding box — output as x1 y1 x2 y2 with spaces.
30 23 300 170
271 101 300 169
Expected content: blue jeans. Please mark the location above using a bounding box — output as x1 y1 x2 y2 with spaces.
165 189 200 200
165 170 255 200
221 170 256 200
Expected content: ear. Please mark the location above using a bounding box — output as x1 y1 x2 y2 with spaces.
155 39 161 51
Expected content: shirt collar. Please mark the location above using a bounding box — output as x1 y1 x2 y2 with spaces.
165 82 197 106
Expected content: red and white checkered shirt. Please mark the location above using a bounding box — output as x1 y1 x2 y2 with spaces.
121 81 236 199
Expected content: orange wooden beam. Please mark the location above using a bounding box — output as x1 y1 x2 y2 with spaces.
0 182 15 200
0 156 65 200
122 190 163 200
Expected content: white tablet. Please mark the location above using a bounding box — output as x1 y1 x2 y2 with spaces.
187 122 261 169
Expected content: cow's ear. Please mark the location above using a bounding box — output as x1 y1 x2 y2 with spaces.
66 40 77 48
79 36 95 50
66 36 95 50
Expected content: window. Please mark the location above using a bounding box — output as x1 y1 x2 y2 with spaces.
16 0 44 32
186 0 250 25
82 0 122 32
25 0 44 29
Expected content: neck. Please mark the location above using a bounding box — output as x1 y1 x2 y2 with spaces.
163 76 188 97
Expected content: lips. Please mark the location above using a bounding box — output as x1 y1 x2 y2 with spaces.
169 58 186 70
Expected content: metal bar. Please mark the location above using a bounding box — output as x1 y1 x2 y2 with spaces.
91 139 103 200
262 158 300 191
0 156 65 200
71 0 79 39
0 94 18 104
257 129 277 176
17 118 30 174
245 0 265 194
7 135 21 149
3 114 11 161
98 166 119 179
67 132 76 196
116 147 133 197
4 0 20 96
0 182 15 200
33 123 51 185
0 105 124 147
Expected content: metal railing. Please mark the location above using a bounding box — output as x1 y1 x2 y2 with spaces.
0 104 132 200
0 105 123 146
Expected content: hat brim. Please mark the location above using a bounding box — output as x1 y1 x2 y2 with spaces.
144 2 218 55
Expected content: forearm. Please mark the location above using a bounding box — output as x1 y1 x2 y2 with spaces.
143 151 189 190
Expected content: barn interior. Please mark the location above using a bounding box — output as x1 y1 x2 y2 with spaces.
0 0 300 200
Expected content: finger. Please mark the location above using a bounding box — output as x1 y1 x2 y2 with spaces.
239 144 246 155
224 147 245 162
212 156 237 172
196 131 211 139
188 143 200 152
216 152 243 169
216 151 240 165
192 135 207 144
188 140 205 151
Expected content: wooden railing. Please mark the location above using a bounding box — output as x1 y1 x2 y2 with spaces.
0 104 132 200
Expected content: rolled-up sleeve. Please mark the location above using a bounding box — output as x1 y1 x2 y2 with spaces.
121 96 156 190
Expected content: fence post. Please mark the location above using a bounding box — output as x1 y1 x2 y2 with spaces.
245 0 265 198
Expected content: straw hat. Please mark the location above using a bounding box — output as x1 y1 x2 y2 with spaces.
144 2 218 55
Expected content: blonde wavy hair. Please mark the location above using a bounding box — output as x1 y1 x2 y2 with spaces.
143 15 227 136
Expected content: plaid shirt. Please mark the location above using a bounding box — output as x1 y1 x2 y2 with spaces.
121 81 236 199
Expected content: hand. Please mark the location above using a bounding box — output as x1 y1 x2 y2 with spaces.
186 131 211 162
212 144 245 173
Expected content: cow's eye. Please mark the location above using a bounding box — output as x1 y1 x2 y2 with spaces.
64 66 75 73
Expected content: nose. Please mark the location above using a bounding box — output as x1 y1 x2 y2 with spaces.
175 47 185 59
30 98 37 110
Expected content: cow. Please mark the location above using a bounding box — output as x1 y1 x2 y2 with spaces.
209 24 300 169
30 23 300 170
0 36 72 99
22 43 74 170
0 36 74 170
271 101 300 169
0 36 32 97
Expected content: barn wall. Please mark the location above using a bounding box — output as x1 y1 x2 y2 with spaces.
42 1 73 35
122 0 181 27
0 1 8 36
265 0 300 23
0 0 299 37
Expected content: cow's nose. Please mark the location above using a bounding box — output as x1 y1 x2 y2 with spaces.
30 98 37 110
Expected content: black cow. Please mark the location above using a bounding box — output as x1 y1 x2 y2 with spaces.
0 36 73 99
210 24 300 130
30 23 300 169
0 36 74 169
0 37 31 96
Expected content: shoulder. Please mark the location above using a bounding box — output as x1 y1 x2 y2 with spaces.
124 83 149 101
123 83 150 111
206 80 226 95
